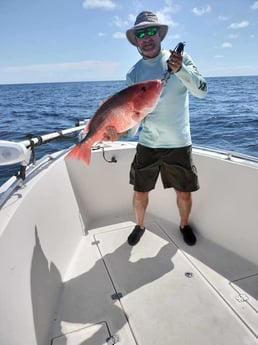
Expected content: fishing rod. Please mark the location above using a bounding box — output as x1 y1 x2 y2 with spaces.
0 121 88 167
0 121 91 207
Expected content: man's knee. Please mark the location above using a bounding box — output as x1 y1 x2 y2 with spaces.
176 191 191 202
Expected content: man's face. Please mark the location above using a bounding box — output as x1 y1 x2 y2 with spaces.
135 27 161 58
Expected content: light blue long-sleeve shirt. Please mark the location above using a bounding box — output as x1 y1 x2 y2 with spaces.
126 50 207 148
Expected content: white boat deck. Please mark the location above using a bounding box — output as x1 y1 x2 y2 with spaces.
1 143 257 345
51 218 258 345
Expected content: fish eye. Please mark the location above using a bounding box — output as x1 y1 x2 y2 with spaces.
141 86 146 92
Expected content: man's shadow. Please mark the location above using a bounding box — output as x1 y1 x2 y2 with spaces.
31 227 62 345
31 227 176 345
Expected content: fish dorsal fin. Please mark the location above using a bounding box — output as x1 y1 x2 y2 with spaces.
98 95 112 108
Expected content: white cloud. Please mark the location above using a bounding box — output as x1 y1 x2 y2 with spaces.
228 33 238 39
82 0 116 10
218 15 228 21
251 1 258 9
157 0 180 27
214 55 224 58
228 21 249 29
112 32 125 39
157 11 178 27
127 13 135 24
157 10 177 27
192 5 211 16
160 0 181 14
113 15 128 28
221 42 232 48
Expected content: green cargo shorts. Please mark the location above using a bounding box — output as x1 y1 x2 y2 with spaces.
130 144 199 192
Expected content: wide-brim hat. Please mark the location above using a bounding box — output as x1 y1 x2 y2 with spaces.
126 10 168 46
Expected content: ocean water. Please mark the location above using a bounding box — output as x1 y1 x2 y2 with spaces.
0 76 257 186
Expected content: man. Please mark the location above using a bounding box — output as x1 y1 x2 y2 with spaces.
106 10 207 246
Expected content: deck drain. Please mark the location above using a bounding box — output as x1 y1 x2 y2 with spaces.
185 272 193 278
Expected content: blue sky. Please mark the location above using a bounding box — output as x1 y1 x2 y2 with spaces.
0 0 258 84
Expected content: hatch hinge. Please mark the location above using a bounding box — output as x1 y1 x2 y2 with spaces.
91 240 100 245
235 293 249 302
106 334 120 344
111 292 123 301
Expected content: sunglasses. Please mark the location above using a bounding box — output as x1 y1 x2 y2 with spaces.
135 27 159 39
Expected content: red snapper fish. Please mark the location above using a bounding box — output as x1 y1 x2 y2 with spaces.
65 80 162 164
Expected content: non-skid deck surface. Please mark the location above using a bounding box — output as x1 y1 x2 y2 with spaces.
51 220 258 345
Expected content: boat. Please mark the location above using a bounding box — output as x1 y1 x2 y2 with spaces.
0 125 257 345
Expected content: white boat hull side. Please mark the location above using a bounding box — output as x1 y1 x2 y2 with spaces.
148 149 258 265
0 157 84 345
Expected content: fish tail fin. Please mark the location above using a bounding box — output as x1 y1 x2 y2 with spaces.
65 143 91 165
